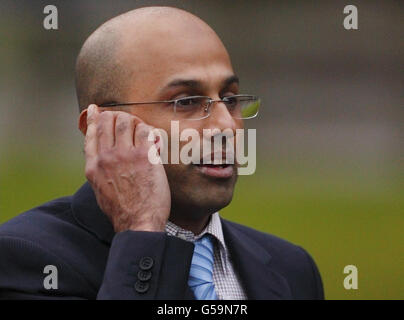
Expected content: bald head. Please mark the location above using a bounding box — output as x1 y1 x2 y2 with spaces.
75 6 227 112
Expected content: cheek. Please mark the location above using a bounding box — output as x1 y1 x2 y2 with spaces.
167 123 203 158
236 119 244 129
135 107 173 126
164 163 197 192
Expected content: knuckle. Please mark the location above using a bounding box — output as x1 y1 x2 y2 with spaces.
138 122 152 130
84 138 92 150
115 116 129 134
97 152 114 168
85 165 96 180
115 121 128 135
115 150 130 162
136 123 151 139
99 111 112 121
96 124 105 138
134 146 150 160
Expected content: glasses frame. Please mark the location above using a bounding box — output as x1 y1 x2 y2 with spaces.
98 94 260 120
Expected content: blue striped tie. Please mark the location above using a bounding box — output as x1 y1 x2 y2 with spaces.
188 235 218 300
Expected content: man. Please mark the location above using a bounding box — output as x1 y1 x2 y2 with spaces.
0 7 324 300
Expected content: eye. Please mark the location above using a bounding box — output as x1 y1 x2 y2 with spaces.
175 96 207 110
177 97 199 106
223 95 238 108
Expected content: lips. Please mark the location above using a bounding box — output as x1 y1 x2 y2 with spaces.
194 163 234 178
193 152 235 178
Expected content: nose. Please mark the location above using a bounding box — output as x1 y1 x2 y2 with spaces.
205 100 239 133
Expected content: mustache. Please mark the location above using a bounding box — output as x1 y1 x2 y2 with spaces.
152 128 238 164
198 151 235 164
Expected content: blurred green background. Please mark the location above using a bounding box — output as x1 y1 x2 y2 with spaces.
0 0 403 299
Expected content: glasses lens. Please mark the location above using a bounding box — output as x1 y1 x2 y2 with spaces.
224 96 260 119
174 96 210 120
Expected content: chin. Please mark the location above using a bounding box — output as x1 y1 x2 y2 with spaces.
166 163 237 214
170 181 235 216
190 185 235 213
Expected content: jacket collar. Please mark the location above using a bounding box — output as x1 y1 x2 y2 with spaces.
221 219 292 300
71 182 115 244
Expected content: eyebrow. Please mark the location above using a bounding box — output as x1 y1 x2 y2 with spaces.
164 74 239 91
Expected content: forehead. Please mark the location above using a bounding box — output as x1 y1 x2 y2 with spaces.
118 21 234 98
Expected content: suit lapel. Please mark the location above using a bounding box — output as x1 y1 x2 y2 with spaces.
221 219 292 300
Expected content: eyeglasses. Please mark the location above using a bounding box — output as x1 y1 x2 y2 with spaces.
98 95 260 120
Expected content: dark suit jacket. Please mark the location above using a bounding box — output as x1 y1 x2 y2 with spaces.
0 182 324 300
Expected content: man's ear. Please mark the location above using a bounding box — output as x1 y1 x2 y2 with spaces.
78 108 88 135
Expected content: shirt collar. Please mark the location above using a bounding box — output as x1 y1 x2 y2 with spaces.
165 212 229 271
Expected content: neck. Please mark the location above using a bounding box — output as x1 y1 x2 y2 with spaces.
168 212 212 235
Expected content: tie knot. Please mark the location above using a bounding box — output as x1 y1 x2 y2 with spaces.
195 234 214 253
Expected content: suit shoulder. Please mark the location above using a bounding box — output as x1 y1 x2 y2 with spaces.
223 219 304 255
0 195 105 257
0 196 74 240
0 196 107 295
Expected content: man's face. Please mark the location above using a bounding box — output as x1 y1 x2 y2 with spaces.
116 19 243 216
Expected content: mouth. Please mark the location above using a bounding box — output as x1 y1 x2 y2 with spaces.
193 163 234 178
191 151 236 178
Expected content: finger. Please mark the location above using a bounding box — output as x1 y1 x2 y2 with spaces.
115 113 136 149
134 122 155 148
97 111 116 152
84 104 100 159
